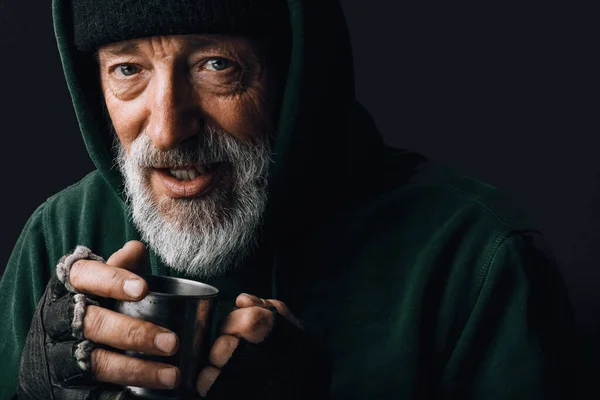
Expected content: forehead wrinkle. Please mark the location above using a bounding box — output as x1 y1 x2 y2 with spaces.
148 36 184 59
101 40 141 57
182 36 248 60
184 35 226 50
145 35 233 56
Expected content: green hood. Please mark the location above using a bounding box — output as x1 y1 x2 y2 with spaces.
52 0 388 249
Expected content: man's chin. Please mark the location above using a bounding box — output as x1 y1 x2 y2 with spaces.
154 184 230 228
132 183 261 278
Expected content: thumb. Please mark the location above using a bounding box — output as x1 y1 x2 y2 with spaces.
106 241 148 272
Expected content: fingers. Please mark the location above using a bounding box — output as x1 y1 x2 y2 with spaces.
92 347 180 390
84 306 178 356
69 241 149 300
198 296 302 397
219 293 303 344
208 335 239 368
235 293 267 308
105 241 147 271
218 306 274 344
196 366 221 398
236 293 303 329
197 335 236 397
69 260 148 300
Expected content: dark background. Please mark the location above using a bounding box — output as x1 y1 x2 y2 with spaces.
0 0 597 393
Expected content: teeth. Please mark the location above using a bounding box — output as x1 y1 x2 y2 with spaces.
168 166 205 181
168 169 184 180
188 169 199 180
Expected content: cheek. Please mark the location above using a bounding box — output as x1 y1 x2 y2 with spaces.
199 86 273 141
103 91 148 150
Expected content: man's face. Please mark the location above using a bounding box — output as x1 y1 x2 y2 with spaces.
98 35 276 277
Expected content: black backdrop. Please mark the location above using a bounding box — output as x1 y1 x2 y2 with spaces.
0 0 597 393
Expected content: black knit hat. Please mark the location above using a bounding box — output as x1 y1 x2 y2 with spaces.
72 0 290 52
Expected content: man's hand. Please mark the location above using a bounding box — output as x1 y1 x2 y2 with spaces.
197 293 331 399
196 293 302 395
72 241 181 389
18 241 181 400
77 241 181 388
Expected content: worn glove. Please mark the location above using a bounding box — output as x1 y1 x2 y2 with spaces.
18 246 131 400
206 308 332 400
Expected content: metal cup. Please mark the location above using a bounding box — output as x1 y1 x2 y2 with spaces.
110 274 219 399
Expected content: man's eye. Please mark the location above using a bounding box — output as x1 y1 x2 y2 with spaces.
204 58 232 72
117 64 140 77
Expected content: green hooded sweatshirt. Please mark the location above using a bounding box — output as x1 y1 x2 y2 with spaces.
0 0 577 398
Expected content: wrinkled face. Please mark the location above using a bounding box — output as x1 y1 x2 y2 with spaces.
98 35 276 277
99 34 275 197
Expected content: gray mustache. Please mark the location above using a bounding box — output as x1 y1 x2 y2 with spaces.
120 127 273 183
130 129 245 169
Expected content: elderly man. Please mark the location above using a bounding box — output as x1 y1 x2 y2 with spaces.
0 0 576 399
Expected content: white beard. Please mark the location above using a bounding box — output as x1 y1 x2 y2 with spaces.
115 126 271 278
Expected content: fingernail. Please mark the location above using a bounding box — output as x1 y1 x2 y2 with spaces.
155 332 177 354
158 368 178 388
241 293 264 304
123 279 144 298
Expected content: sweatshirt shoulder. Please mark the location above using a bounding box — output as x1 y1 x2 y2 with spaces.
380 153 537 233
36 170 136 259
44 170 122 209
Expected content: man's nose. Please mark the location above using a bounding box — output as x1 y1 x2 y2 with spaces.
145 71 200 151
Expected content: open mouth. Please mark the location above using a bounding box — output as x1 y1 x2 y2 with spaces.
166 164 213 181
151 162 228 198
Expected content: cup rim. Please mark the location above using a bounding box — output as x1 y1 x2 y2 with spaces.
141 274 219 298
